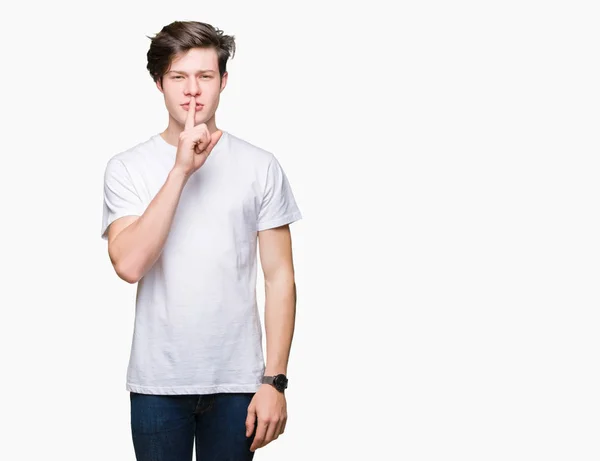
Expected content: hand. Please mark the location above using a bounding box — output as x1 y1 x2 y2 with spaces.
246 384 287 452
174 96 222 177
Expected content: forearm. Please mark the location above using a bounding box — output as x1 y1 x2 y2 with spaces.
264 274 297 375
111 168 189 283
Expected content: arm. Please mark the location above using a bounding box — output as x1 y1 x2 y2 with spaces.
245 153 302 451
259 224 297 376
106 102 222 284
246 224 297 451
107 168 189 284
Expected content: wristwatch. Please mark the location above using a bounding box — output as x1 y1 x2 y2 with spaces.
262 374 288 393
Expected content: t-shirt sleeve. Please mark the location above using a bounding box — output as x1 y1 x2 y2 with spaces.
257 155 303 231
100 158 145 240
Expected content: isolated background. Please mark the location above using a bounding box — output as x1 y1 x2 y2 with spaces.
0 1 598 460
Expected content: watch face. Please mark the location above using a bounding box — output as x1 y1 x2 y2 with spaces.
273 374 288 390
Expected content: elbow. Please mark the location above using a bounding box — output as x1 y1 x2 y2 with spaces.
114 261 142 284
108 240 143 284
120 272 141 285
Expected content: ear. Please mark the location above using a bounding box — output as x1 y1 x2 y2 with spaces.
156 77 164 94
220 71 228 92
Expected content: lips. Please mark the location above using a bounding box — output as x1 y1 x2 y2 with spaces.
182 103 203 111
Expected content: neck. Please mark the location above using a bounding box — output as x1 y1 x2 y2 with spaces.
160 114 219 147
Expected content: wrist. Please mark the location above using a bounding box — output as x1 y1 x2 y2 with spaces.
262 373 288 393
264 369 287 376
169 167 191 184
264 364 287 376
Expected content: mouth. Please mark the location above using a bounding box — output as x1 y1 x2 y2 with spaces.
182 103 204 112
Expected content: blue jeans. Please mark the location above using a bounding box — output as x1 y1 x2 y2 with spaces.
130 391 256 461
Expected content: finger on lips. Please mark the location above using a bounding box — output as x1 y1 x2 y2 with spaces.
185 96 196 130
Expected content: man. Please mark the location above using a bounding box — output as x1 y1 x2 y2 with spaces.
100 20 302 461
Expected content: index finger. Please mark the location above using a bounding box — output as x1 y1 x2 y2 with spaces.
184 97 196 130
250 421 268 452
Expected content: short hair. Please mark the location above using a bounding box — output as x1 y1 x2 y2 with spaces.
146 21 236 84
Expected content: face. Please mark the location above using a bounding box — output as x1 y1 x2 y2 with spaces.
157 47 228 129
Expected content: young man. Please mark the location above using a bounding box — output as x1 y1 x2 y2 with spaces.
100 21 302 461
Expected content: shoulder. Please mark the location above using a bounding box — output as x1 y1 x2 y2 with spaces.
223 131 276 167
105 135 159 170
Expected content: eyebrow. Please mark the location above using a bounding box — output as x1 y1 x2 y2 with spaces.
167 70 216 75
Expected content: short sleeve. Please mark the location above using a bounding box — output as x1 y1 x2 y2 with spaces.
100 158 145 240
257 156 302 231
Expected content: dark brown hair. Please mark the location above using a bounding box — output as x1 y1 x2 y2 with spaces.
146 21 236 84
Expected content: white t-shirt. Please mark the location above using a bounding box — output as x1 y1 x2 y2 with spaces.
100 131 302 395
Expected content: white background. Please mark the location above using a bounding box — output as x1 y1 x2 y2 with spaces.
0 0 598 460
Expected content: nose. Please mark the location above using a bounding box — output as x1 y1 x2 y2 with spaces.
185 78 201 97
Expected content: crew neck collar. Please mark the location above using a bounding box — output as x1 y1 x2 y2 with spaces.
154 130 228 154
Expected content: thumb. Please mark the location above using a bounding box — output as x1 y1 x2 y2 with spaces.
246 404 256 437
212 129 223 141
210 129 223 147
202 130 222 156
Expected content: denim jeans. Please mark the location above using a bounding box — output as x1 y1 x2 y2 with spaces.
130 391 256 461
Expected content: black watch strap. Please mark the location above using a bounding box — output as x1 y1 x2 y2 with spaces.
262 376 276 385
262 374 288 392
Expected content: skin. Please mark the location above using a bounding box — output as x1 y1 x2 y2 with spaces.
156 47 225 148
247 225 296 451
106 47 296 452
